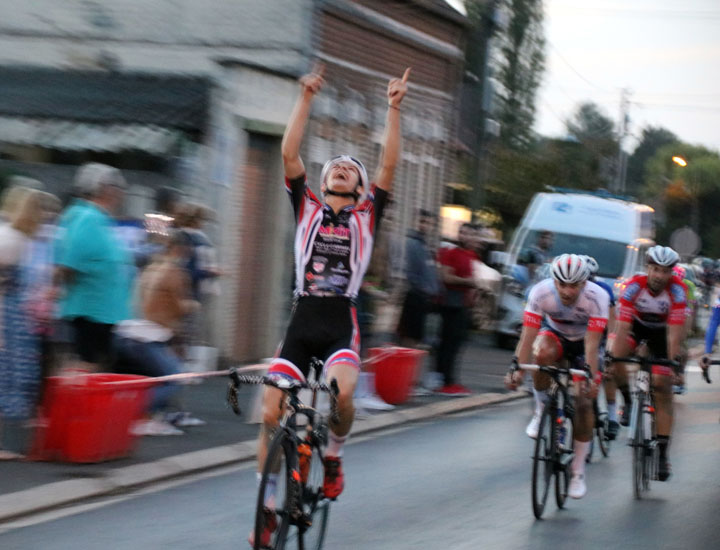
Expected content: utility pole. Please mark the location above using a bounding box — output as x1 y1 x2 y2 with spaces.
615 87 632 194
470 0 502 215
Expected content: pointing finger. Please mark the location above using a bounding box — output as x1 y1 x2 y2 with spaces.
401 67 411 84
311 61 326 77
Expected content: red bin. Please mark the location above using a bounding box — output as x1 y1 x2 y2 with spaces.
368 347 427 405
30 373 152 463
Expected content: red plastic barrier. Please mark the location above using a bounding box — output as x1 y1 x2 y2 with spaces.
30 374 152 463
368 347 427 405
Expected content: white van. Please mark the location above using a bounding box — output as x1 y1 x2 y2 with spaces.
494 190 655 348
507 190 655 282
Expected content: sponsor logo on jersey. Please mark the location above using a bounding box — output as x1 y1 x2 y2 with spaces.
622 282 641 301
318 225 351 239
670 283 685 303
328 275 348 287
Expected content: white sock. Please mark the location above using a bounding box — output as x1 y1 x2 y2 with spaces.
607 402 617 422
532 389 548 416
326 430 348 458
571 440 591 476
257 472 278 507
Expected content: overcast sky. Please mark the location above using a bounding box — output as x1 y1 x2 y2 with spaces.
446 0 720 153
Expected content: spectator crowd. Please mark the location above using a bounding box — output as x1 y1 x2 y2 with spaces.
0 163 223 459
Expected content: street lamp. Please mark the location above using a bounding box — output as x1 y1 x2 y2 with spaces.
670 155 700 232
672 155 687 167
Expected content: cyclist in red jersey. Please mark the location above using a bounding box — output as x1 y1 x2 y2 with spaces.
607 245 686 481
250 63 410 546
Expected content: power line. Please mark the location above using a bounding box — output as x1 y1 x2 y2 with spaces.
631 101 720 112
546 41 611 93
554 7 720 20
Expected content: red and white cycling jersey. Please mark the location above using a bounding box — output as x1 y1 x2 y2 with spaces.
617 274 687 328
286 174 387 299
523 278 610 341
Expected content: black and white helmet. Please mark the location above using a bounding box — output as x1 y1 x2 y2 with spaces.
583 255 599 276
646 245 679 267
552 254 589 284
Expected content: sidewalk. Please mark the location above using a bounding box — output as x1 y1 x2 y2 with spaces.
0 334 525 523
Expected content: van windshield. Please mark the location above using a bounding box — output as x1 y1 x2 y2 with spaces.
518 231 628 278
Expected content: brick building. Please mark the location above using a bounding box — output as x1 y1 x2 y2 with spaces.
0 0 469 362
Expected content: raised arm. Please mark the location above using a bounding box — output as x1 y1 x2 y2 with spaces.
375 68 410 192
281 63 325 179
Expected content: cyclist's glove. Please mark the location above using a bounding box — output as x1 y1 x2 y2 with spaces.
508 356 520 374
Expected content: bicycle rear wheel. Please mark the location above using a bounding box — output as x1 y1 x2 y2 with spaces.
298 441 330 549
255 430 294 550
531 405 553 519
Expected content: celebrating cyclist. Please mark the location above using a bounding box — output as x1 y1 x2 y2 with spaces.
606 245 686 481
506 254 610 499
250 63 409 546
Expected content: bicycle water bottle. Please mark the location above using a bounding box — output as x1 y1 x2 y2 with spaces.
557 408 566 448
643 401 653 443
297 441 312 484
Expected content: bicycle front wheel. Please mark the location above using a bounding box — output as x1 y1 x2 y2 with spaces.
298 441 330 549
531 405 553 519
555 405 574 509
631 396 645 500
254 430 294 550
596 411 611 457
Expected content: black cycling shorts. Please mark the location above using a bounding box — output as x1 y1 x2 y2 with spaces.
628 320 668 359
539 324 585 369
268 296 361 382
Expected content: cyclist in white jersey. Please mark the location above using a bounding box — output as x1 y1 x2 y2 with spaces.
250 63 410 548
506 254 610 499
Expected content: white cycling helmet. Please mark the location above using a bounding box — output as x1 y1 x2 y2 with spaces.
646 245 679 267
552 254 589 284
583 255 599 276
320 155 369 202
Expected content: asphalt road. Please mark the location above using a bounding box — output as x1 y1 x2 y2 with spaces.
2 368 719 550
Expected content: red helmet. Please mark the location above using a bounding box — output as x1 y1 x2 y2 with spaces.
673 265 686 279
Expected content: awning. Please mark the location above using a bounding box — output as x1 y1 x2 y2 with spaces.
0 117 181 155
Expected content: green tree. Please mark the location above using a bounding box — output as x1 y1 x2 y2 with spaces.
495 0 546 150
626 126 678 195
565 102 615 151
642 143 720 254
563 101 618 186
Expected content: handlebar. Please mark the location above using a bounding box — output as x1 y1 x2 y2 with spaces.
227 369 340 422
605 354 680 369
518 363 590 380
699 357 720 384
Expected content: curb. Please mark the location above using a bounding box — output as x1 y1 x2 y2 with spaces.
0 391 527 524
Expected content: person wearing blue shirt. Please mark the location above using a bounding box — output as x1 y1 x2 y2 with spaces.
54 163 132 369
701 292 720 372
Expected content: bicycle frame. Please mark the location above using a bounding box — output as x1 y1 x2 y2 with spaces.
228 365 339 549
605 351 678 497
